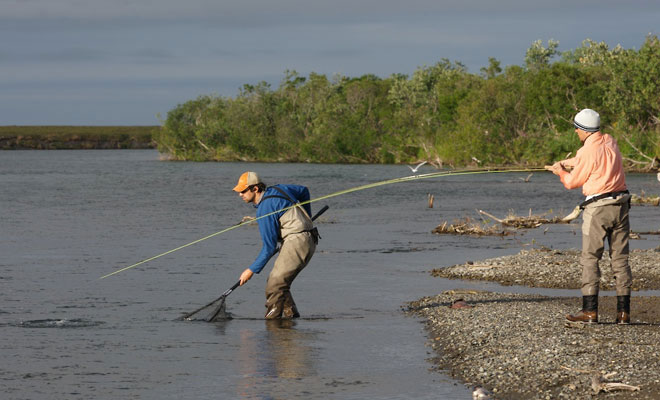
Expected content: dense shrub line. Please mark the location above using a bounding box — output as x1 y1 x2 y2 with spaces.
0 126 157 150
156 36 660 168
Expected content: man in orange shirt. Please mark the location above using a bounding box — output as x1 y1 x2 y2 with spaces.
546 108 632 324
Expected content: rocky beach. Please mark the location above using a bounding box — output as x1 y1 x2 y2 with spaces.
410 247 660 399
431 247 660 291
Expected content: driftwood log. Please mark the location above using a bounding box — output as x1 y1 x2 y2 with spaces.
477 209 577 228
631 191 660 206
431 218 512 236
559 366 640 395
432 207 581 237
432 199 660 237
590 373 640 395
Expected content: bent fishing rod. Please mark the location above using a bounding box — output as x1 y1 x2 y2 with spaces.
99 166 544 280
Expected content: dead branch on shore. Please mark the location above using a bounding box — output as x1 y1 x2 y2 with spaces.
431 218 512 236
477 209 572 228
432 207 580 237
560 366 641 395
560 206 582 222
591 374 640 394
631 190 660 206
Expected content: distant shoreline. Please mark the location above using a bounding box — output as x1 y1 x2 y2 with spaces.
0 126 158 150
2 126 657 175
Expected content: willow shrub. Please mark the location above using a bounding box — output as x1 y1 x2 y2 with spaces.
157 35 660 167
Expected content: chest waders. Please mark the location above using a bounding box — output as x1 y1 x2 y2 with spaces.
261 186 319 319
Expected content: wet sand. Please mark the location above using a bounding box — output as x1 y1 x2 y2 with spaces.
412 248 660 399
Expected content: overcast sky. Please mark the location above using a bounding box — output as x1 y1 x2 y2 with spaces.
2 0 659 125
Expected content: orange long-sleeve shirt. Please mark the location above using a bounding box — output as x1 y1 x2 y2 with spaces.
558 132 627 196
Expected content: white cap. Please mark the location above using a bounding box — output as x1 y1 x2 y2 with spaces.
573 109 600 132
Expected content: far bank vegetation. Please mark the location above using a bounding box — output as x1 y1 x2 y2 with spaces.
0 126 157 150
156 35 660 170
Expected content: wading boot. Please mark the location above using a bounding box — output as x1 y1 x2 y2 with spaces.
616 295 630 325
566 295 598 324
282 306 300 319
282 292 300 319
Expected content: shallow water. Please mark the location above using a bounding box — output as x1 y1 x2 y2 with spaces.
1 150 659 399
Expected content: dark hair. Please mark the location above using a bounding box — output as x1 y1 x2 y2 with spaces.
253 183 266 193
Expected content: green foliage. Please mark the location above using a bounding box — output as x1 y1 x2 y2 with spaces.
156 35 660 169
0 125 157 149
604 35 660 129
480 57 502 79
525 39 560 70
561 38 625 66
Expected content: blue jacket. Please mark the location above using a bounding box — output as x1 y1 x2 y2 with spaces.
248 184 312 273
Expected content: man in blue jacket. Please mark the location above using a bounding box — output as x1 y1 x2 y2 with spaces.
234 171 317 319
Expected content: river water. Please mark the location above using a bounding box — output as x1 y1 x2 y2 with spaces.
1 150 659 399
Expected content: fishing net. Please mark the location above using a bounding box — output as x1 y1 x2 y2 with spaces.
179 295 233 322
179 281 241 322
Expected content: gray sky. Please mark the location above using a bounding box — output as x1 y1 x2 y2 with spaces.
2 0 659 125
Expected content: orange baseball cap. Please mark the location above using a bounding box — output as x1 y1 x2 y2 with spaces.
233 171 263 192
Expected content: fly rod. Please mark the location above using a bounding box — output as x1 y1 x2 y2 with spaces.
100 167 544 280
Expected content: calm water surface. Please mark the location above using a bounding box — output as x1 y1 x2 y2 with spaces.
1 150 659 399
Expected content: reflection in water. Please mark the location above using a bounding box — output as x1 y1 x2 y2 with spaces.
237 320 317 399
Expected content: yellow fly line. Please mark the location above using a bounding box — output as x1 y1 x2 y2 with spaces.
99 166 545 279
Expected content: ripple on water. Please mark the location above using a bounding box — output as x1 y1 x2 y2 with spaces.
17 319 105 329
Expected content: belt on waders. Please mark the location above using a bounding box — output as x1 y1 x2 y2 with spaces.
579 190 629 209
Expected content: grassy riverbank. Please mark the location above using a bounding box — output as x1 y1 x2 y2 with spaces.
0 126 158 149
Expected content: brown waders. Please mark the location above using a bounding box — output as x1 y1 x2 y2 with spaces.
263 199 317 320
264 231 316 319
567 194 632 323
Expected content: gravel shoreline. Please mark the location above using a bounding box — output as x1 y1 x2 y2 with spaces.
431 247 660 291
410 248 660 399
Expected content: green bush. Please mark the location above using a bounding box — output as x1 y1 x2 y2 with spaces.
156 36 660 169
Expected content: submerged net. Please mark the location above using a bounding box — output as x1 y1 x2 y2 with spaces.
179 295 233 322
